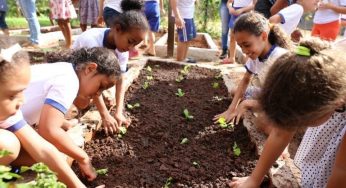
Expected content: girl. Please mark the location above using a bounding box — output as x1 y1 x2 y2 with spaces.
73 0 148 135
0 43 85 187
222 0 256 64
79 0 99 32
214 12 291 132
49 0 77 48
229 38 346 187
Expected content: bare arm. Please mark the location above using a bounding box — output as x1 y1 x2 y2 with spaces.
16 125 85 188
98 0 105 25
93 95 119 134
269 14 282 24
270 0 288 15
327 134 346 187
170 0 184 28
114 75 130 127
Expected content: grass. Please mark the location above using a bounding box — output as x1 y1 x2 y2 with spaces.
6 16 80 29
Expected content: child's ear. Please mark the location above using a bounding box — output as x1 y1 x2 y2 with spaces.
261 31 269 42
114 24 122 33
84 62 98 74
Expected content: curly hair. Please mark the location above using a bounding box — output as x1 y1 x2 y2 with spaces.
233 12 293 50
46 47 121 77
259 38 346 130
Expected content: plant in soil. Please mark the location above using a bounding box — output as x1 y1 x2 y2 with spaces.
217 117 235 129
175 88 185 97
96 168 108 175
175 75 184 83
180 138 189 144
163 177 173 188
142 81 149 89
212 82 220 89
180 65 191 76
117 127 127 138
182 109 194 120
233 142 241 157
126 103 140 110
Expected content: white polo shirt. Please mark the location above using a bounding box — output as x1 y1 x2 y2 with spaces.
104 0 122 13
233 0 253 8
173 0 196 19
277 4 304 35
313 0 346 24
0 111 27 132
21 63 79 126
72 28 128 73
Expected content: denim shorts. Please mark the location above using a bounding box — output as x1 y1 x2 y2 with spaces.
177 18 196 42
0 11 8 29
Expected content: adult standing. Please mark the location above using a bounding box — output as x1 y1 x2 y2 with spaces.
219 0 231 59
18 0 41 47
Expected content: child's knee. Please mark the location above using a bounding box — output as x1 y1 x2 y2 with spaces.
0 129 21 165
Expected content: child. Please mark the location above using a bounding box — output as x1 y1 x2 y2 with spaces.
0 0 9 36
214 12 291 129
98 0 122 27
143 0 164 56
219 0 231 59
229 39 346 187
222 0 256 64
269 0 318 37
73 0 148 134
49 0 77 48
79 0 99 31
0 43 86 187
171 0 197 62
311 0 346 41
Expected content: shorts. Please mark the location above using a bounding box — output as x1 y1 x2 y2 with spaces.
311 20 340 41
144 1 160 32
103 6 121 28
228 7 242 28
0 11 7 29
177 18 197 42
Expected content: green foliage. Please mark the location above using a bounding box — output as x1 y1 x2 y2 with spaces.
217 117 235 129
183 109 194 120
180 65 191 76
180 138 189 144
163 177 173 188
96 168 108 175
212 82 220 89
233 142 241 157
126 103 140 110
175 88 185 97
142 81 149 89
175 75 184 83
0 150 12 158
118 127 127 138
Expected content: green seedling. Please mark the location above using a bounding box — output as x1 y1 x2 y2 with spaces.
217 117 228 128
212 96 223 102
180 65 191 75
212 82 220 89
96 168 108 175
175 75 184 83
180 138 189 144
175 88 185 97
118 127 127 138
214 73 222 80
192 161 200 168
163 177 173 188
0 150 12 158
146 66 152 73
142 81 149 89
126 103 140 110
233 142 241 157
146 75 153 80
183 109 194 120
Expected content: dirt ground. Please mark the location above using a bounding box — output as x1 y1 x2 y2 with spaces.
76 61 271 187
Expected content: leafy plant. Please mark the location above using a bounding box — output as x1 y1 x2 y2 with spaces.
175 88 185 97
146 66 152 73
233 142 241 157
118 127 127 138
175 75 184 83
180 138 189 144
0 150 12 158
142 81 149 89
163 177 173 188
126 103 140 110
146 75 153 80
214 73 222 80
217 117 235 129
192 161 200 168
96 168 108 175
180 65 191 76
212 82 220 89
183 109 194 120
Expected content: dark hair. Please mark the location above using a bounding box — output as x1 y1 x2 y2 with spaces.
0 37 30 82
46 47 121 77
111 0 149 32
233 12 292 50
259 38 346 130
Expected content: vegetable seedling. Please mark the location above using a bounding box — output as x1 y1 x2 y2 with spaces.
146 75 153 80
217 117 228 128
142 81 149 89
118 127 127 138
192 161 200 168
175 88 185 97
163 177 173 188
180 138 188 144
212 82 220 89
126 103 140 110
180 65 191 75
233 142 241 157
96 168 108 175
146 66 152 73
183 109 194 120
175 75 184 83
0 150 12 158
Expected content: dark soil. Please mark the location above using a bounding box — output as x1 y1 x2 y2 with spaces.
77 61 268 187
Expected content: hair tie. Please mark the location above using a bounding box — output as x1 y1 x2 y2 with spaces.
0 43 22 62
295 45 311 56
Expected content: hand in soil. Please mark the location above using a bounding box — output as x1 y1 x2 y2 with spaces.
213 108 237 125
114 111 130 128
101 112 118 135
228 176 258 188
78 158 97 181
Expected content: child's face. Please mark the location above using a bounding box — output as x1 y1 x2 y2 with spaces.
301 0 319 12
0 63 30 121
234 31 268 60
114 27 147 52
75 63 116 109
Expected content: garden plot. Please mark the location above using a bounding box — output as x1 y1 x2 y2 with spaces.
79 61 270 187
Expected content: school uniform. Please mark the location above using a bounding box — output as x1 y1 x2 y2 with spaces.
244 45 287 98
276 3 304 35
294 111 346 187
0 111 27 132
228 0 253 28
21 63 79 125
173 0 197 42
72 28 128 73
144 0 160 32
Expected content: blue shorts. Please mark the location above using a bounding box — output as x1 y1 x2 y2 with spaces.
228 7 242 28
0 11 8 29
144 1 160 32
103 6 121 28
177 18 197 42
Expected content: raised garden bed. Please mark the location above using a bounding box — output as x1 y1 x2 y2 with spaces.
76 60 272 187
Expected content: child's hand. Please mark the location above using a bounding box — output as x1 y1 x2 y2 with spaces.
114 111 130 128
97 16 105 26
318 2 335 10
213 108 237 124
101 113 118 135
228 7 236 15
228 176 258 188
78 157 97 181
175 16 185 29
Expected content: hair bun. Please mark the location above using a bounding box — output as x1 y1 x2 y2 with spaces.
121 0 143 12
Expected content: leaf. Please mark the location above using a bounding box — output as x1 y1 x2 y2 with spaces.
175 88 185 97
217 117 228 128
96 168 108 175
212 82 219 89
20 166 31 173
142 82 149 89
175 75 184 83
183 109 194 120
192 161 199 167
163 177 173 188
180 138 189 144
133 103 140 108
126 104 134 109
118 127 127 135
233 142 241 157
0 150 12 158
146 66 152 72
146 76 153 80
